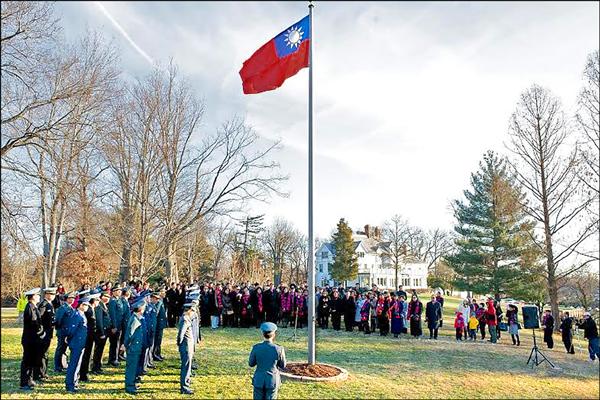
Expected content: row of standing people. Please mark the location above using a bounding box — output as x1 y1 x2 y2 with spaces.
19 284 168 393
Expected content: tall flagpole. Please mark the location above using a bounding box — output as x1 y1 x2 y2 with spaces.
307 0 316 365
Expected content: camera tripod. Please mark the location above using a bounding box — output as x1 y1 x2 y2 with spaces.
526 327 555 368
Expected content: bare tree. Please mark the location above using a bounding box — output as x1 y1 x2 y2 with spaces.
422 228 453 274
1 3 113 157
289 232 308 284
262 218 298 285
382 214 409 289
507 84 597 325
575 50 600 202
145 64 285 281
2 32 120 286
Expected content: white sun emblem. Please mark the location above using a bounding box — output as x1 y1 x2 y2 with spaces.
284 26 304 49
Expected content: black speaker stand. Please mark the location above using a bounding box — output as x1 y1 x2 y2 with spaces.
526 328 555 368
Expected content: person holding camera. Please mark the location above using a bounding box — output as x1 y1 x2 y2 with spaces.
576 312 599 363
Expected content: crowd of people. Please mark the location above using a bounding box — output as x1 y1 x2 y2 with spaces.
17 278 600 396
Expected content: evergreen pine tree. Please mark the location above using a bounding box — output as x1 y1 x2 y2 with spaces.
330 218 359 285
447 151 541 299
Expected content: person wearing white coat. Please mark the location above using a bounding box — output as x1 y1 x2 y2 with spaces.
457 300 471 341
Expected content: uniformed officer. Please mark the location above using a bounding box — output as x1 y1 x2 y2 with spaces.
36 287 57 381
65 297 90 393
249 322 287 400
177 302 195 395
118 287 132 361
108 285 124 366
20 288 45 391
54 291 76 372
92 290 111 373
80 293 100 382
124 298 146 394
143 292 159 371
153 288 168 362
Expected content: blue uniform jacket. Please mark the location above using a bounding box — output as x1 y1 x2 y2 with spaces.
55 303 74 337
177 314 194 352
155 300 167 330
95 302 112 335
248 341 287 389
66 310 88 349
144 303 157 337
124 313 144 354
108 297 124 332
120 297 131 330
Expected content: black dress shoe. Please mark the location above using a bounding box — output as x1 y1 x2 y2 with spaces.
147 364 156 369
66 388 78 393
135 376 142 383
80 377 89 382
126 389 138 395
181 389 194 395
20 386 34 391
109 361 120 367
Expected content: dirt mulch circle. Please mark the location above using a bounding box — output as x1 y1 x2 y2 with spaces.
283 362 341 378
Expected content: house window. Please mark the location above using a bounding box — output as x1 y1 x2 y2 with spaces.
358 252 365 258
321 252 329 258
402 277 410 286
319 264 323 273
413 278 421 287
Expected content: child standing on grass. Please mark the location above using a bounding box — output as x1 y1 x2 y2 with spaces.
454 311 465 341
468 312 479 340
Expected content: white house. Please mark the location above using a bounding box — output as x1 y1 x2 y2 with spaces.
315 225 429 290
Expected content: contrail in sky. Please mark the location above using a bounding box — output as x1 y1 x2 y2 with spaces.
94 1 155 66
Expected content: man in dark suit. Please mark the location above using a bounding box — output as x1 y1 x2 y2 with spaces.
92 291 111 373
249 322 286 400
20 288 45 391
36 287 56 381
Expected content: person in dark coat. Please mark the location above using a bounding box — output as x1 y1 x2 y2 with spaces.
54 291 76 372
376 292 391 336
200 287 212 328
153 289 168 361
559 311 575 354
252 288 265 329
92 291 111 373
65 298 90 393
166 282 178 328
20 288 45 391
107 286 124 366
542 309 554 349
329 290 343 331
342 290 356 332
118 288 131 361
36 287 57 381
576 312 599 361
79 294 99 382
407 294 423 337
425 295 442 339
317 290 330 329
390 294 407 337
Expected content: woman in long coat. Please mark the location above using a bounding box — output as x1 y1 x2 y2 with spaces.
407 294 423 337
390 294 407 337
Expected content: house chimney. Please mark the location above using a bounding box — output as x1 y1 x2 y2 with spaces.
374 226 381 240
364 224 371 238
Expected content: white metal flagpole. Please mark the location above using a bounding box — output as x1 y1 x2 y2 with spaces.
307 0 316 365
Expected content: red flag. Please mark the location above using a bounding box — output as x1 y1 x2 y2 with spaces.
240 16 310 94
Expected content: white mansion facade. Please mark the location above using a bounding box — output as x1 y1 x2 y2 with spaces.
315 225 429 290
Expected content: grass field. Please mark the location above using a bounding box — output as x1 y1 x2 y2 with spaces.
1 301 598 399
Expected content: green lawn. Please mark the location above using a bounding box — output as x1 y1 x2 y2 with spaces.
1 306 598 399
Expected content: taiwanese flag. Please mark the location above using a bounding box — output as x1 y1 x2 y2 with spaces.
240 16 310 94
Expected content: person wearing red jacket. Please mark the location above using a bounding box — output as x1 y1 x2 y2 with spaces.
454 312 465 341
486 298 498 343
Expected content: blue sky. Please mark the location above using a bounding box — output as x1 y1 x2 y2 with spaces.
55 1 599 238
